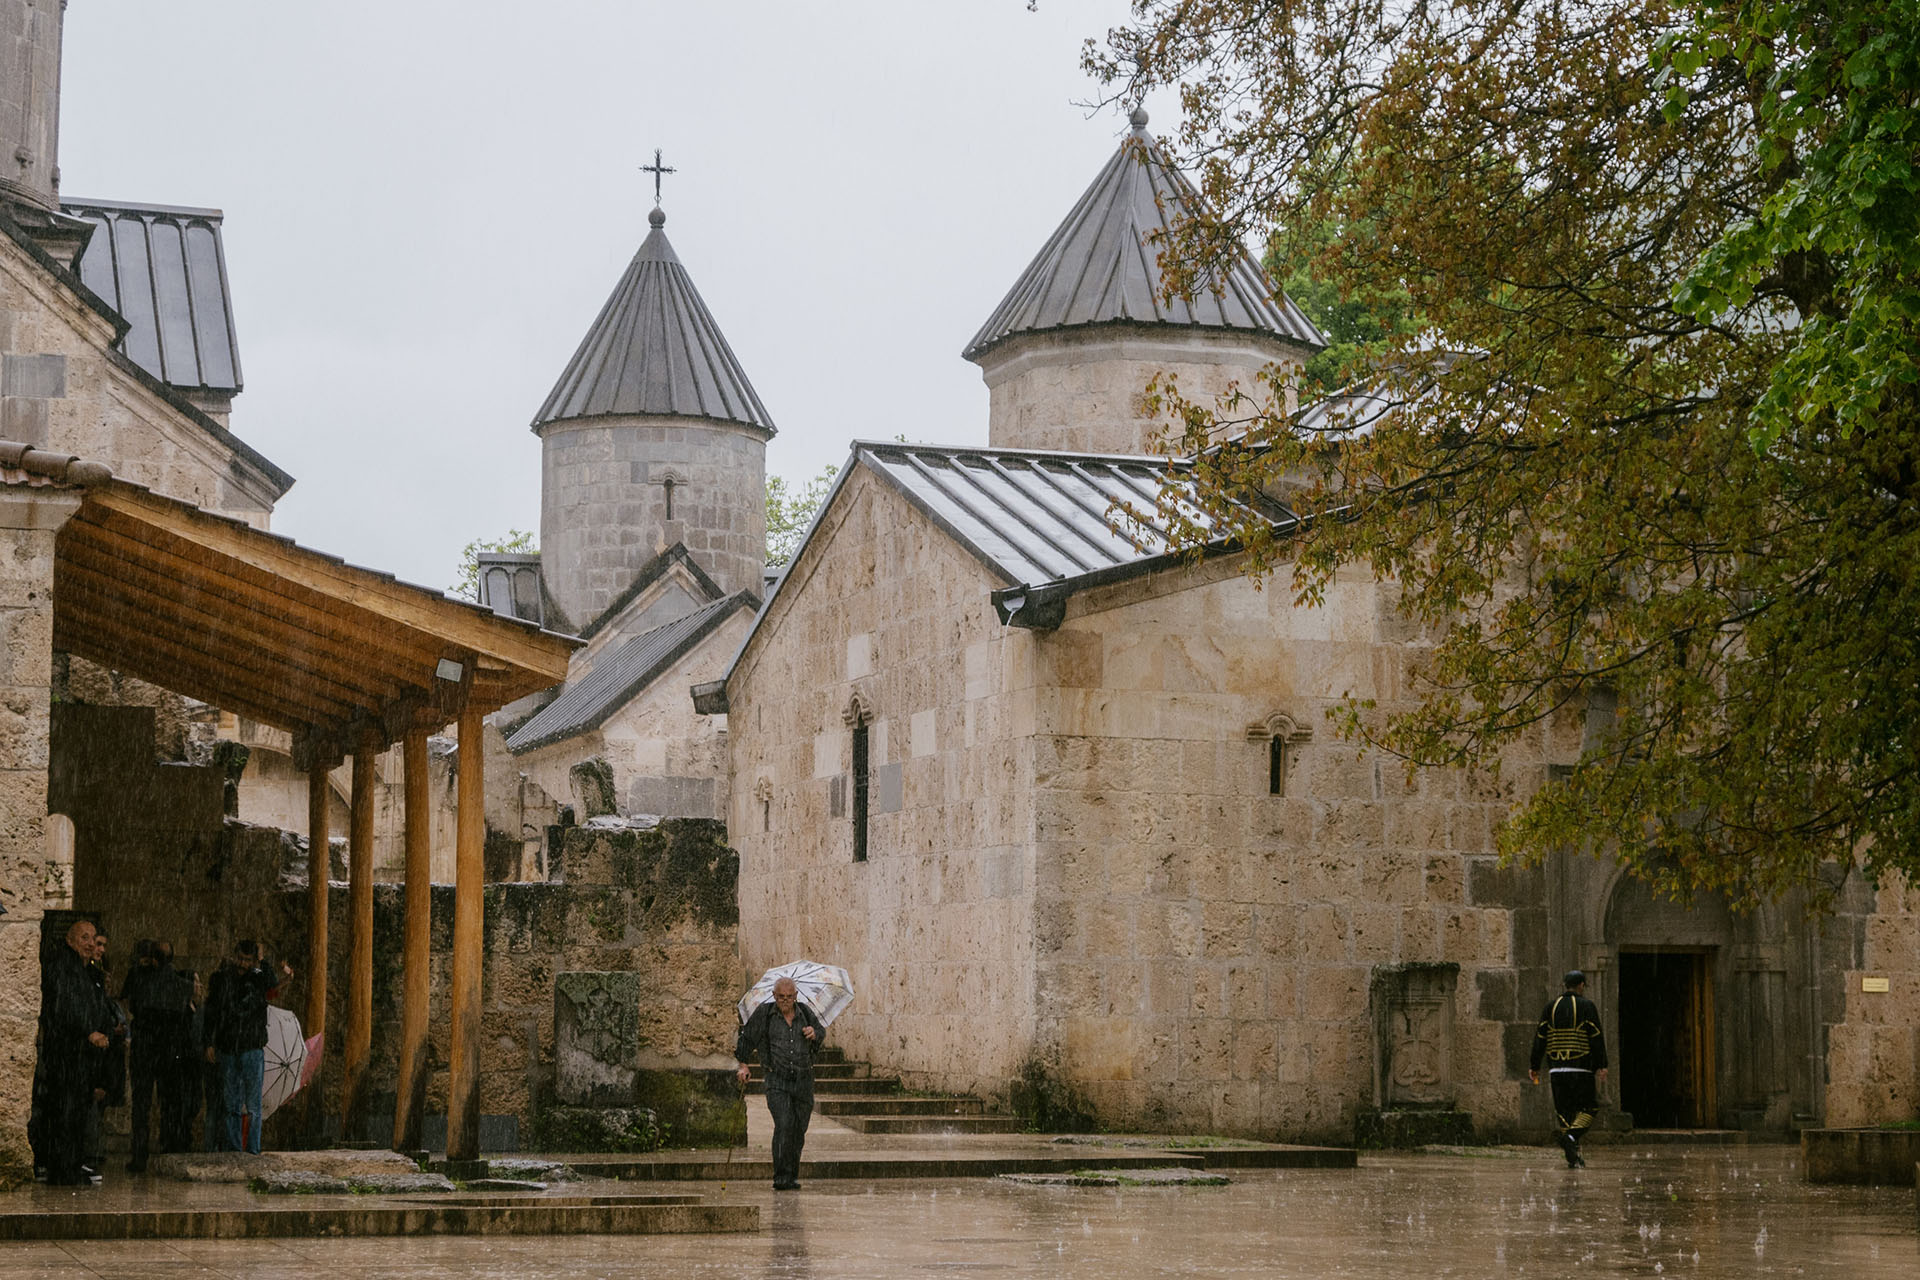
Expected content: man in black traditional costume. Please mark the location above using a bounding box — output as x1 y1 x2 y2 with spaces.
1529 970 1609 1168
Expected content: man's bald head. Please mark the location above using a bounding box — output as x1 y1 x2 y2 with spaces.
65 919 96 956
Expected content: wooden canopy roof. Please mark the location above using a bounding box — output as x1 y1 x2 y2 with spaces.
51 478 576 766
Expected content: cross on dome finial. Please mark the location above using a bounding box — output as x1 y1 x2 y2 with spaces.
640 147 676 206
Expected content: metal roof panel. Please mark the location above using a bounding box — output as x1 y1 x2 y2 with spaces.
506 591 753 752
965 112 1326 360
858 442 1289 589
532 213 774 434
63 198 243 393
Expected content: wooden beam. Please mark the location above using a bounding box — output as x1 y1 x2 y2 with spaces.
447 701 485 1163
84 487 575 680
339 734 378 1142
392 728 432 1153
61 524 452 687
55 582 367 722
55 563 392 710
302 764 331 1144
53 621 318 736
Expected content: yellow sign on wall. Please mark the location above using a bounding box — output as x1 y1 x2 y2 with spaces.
1861 977 1890 993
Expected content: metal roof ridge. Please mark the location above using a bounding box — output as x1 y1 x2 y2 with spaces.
506 589 753 752
963 117 1325 360
61 196 226 220
850 439 1192 467
531 221 774 432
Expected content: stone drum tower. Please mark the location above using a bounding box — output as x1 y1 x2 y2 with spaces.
533 200 773 633
964 108 1324 456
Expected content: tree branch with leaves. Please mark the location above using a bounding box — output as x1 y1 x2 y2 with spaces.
1092 0 1920 900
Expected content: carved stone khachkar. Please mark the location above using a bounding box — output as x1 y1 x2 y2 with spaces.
1353 963 1474 1147
1371 962 1460 1109
554 970 643 1106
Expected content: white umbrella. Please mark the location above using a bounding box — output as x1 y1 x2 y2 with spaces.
260 1006 308 1119
739 961 855 1026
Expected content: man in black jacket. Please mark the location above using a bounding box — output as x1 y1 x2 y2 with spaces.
37 920 114 1186
734 978 825 1191
1529 970 1610 1168
83 929 126 1180
122 939 198 1170
202 940 290 1154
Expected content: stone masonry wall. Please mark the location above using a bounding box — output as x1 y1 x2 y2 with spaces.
728 468 1040 1102
53 707 741 1150
0 502 70 1181
513 609 752 823
0 233 276 521
539 415 766 630
1021 557 1539 1141
1826 873 1920 1126
979 327 1304 457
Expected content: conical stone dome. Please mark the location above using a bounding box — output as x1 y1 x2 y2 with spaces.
535 206 771 630
967 109 1324 455
534 207 775 432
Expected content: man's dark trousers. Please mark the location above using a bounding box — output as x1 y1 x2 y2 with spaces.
766 1083 813 1187
128 1047 159 1168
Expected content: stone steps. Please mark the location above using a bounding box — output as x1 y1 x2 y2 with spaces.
749 1052 1015 1133
831 1113 1023 1135
573 1144 1356 1182
816 1096 988 1118
746 1075 902 1096
745 1061 871 1082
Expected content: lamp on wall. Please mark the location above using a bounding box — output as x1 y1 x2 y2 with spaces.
435 658 465 683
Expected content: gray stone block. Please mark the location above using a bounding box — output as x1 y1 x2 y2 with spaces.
2 352 65 398
1475 968 1516 1021
1 397 48 445
627 774 718 819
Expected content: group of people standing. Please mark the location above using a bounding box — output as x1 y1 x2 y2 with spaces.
32 919 291 1186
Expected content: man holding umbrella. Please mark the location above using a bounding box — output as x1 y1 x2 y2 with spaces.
735 977 825 1191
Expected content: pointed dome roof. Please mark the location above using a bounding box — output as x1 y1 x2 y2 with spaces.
964 109 1325 361
533 207 775 433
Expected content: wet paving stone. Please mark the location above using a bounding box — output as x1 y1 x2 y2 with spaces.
0 1145 1912 1276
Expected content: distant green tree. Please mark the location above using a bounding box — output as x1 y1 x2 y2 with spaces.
450 529 536 600
766 465 839 567
1267 205 1420 398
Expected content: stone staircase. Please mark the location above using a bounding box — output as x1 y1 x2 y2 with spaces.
746 1047 1019 1135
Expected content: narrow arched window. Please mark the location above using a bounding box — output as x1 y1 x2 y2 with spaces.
662 476 675 521
851 723 870 862
1249 712 1311 799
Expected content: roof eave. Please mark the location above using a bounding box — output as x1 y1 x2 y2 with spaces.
508 591 756 754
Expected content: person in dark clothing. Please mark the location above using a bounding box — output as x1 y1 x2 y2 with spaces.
734 978 825 1191
37 920 115 1187
83 929 127 1180
121 939 199 1170
1529 969 1610 1168
201 940 290 1155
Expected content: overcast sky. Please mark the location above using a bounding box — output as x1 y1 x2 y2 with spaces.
55 1 1174 594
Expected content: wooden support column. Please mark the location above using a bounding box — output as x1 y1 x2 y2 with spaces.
392 728 432 1152
301 765 330 1142
447 701 485 1162
339 734 378 1141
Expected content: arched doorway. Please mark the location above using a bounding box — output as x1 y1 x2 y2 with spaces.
1604 877 1733 1130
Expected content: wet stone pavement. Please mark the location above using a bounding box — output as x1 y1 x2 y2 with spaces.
0 1144 1912 1277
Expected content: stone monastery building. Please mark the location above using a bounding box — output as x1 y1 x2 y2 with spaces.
1 0 1912 1163
492 106 1919 1142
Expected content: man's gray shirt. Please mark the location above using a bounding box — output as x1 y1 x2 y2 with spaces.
735 1001 825 1097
